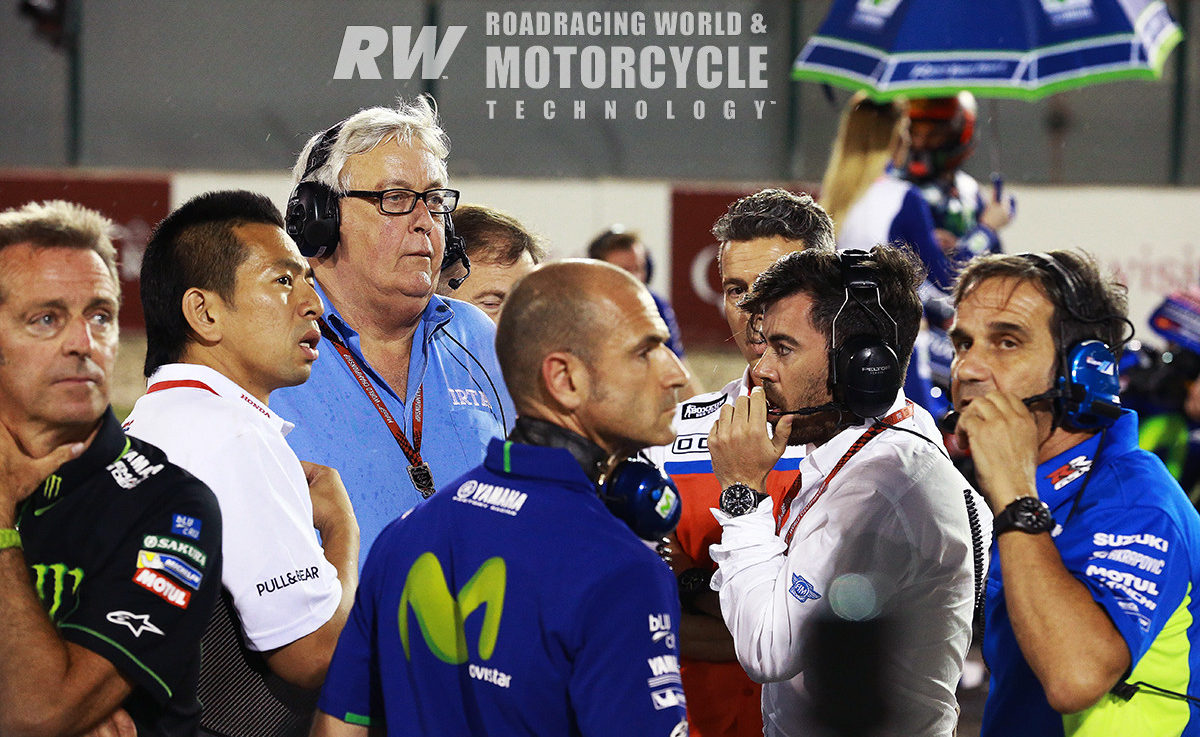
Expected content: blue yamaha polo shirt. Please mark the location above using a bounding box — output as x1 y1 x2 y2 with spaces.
982 410 1200 736
317 438 688 736
271 283 514 567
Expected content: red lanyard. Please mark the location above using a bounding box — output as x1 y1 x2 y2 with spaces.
775 402 914 546
318 319 435 498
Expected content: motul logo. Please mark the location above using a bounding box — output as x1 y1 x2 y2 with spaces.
133 568 191 609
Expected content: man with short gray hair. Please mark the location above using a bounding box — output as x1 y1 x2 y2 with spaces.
0 200 223 736
273 97 514 561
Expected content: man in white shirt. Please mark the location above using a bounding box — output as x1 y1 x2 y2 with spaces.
645 188 834 737
124 190 359 736
707 245 987 737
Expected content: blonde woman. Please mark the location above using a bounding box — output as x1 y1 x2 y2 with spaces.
819 91 954 291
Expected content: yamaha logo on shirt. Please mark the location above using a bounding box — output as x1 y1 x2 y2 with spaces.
453 479 528 516
107 450 165 490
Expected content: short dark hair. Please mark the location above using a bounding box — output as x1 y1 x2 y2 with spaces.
741 244 925 373
141 190 285 377
454 204 546 265
711 189 835 251
586 228 641 260
953 250 1129 359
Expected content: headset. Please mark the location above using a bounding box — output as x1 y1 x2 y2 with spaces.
1022 252 1124 432
507 417 681 541
830 250 904 420
284 120 470 287
598 458 682 542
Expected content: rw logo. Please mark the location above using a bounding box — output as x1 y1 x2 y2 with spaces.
398 552 506 665
334 26 467 80
32 563 84 623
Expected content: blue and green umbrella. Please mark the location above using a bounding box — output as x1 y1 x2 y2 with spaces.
793 0 1183 100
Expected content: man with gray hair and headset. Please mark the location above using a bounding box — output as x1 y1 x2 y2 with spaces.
273 97 514 562
949 251 1200 737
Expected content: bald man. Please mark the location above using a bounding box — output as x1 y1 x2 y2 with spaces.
313 260 690 737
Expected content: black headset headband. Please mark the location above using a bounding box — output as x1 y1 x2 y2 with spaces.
301 121 345 183
830 250 902 419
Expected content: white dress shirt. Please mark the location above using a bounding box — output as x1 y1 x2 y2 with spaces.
711 394 988 737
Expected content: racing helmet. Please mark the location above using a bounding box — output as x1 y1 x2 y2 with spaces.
905 91 977 182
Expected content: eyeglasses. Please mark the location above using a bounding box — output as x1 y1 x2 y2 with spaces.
342 188 460 215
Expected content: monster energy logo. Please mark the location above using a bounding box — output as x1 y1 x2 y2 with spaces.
42 475 62 499
398 552 506 664
31 563 84 622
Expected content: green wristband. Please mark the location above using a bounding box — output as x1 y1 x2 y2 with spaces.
0 529 21 550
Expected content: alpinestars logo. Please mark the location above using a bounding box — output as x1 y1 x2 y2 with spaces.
106 610 164 638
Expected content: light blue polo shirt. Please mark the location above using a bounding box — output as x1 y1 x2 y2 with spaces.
271 282 513 566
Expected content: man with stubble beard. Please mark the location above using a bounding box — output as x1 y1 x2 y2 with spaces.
706 245 985 737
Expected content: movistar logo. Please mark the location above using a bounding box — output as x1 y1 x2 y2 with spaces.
32 563 84 622
398 552 506 665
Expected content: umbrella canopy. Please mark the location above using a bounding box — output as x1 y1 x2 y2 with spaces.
793 0 1183 100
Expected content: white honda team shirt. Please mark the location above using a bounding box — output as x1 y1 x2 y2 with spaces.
124 364 340 651
710 393 987 737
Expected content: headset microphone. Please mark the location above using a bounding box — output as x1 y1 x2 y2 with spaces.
767 401 844 418
937 389 1072 435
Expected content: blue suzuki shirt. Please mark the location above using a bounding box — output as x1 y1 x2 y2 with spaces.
317 438 689 736
271 283 514 566
982 410 1200 736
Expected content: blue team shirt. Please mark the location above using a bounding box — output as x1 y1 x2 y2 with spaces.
982 410 1200 737
271 283 514 566
318 438 688 736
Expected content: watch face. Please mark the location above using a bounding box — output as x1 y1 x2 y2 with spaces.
1015 499 1053 531
999 496 1054 534
720 485 759 517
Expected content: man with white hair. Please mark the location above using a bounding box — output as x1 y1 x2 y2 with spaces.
273 97 514 559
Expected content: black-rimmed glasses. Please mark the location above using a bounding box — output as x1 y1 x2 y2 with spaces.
342 188 460 215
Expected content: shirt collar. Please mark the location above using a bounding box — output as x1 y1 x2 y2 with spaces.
146 363 292 435
314 279 454 349
483 436 597 492
802 392 907 478
1033 409 1137 510
50 407 128 492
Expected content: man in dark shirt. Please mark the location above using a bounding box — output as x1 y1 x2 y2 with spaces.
0 199 222 736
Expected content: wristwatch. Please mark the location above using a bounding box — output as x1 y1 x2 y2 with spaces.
677 567 714 608
719 483 767 517
994 496 1055 536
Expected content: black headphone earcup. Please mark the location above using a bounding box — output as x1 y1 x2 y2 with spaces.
600 460 681 541
286 181 340 259
836 334 901 419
